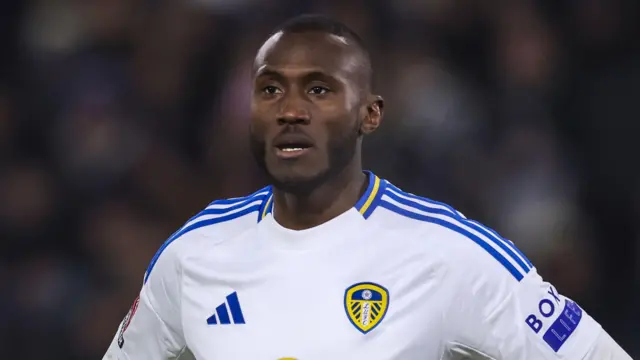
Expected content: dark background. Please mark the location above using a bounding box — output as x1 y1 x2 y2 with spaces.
0 0 638 358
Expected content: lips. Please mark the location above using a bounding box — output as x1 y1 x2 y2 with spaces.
272 132 314 159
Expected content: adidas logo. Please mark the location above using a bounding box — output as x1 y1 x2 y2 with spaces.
207 292 246 325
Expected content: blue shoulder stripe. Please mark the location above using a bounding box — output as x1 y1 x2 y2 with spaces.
381 184 533 281
464 218 533 268
143 189 268 283
207 186 270 206
200 194 268 217
179 187 268 226
385 183 533 270
380 200 525 281
386 182 460 217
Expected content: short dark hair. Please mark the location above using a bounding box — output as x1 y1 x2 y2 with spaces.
272 14 373 90
274 14 368 53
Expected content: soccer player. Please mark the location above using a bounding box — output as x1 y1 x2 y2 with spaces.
103 15 632 360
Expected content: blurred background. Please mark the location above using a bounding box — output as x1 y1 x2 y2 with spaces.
0 0 638 358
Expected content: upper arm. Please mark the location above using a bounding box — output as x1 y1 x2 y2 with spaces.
582 329 633 360
449 254 617 360
103 241 186 359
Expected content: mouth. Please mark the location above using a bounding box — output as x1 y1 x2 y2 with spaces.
272 134 314 160
274 143 312 159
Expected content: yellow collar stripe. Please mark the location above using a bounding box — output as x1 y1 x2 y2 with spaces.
358 175 380 216
261 193 273 220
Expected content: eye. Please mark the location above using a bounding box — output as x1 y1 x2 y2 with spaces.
262 86 282 95
308 86 330 95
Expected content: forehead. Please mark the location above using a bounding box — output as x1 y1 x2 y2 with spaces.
254 31 361 76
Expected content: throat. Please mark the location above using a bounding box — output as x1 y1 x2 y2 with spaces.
272 171 368 230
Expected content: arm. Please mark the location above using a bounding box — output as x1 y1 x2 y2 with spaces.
103 242 186 359
582 329 632 360
448 252 632 359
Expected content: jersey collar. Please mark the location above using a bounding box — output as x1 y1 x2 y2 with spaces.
354 171 386 219
257 170 385 223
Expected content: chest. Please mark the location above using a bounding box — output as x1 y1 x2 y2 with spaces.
179 237 451 360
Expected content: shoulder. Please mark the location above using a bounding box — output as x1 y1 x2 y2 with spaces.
376 179 533 284
143 186 273 283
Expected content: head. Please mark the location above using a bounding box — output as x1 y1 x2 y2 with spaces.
249 15 384 195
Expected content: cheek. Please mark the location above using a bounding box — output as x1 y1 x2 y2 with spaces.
311 97 355 125
250 106 272 134
319 113 359 144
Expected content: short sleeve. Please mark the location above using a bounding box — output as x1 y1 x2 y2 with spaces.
103 241 186 359
448 260 606 359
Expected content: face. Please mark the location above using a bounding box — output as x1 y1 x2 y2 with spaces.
250 31 381 194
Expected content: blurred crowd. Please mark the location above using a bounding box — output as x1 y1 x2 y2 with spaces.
0 0 638 358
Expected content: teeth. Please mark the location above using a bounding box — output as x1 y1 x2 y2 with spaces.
282 147 303 152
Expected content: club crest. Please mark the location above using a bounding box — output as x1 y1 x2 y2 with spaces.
344 282 389 334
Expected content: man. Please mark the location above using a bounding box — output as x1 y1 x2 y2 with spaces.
103 15 632 359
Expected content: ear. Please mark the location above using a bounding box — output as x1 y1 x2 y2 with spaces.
360 95 384 135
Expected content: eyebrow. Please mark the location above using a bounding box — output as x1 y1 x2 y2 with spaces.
255 68 285 81
255 67 338 84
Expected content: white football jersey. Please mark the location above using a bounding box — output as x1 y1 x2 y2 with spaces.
103 172 617 360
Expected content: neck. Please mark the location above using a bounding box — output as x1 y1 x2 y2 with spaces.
272 165 367 231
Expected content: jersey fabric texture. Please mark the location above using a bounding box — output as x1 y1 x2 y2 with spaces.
103 171 605 360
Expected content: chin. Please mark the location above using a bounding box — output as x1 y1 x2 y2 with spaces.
267 167 328 195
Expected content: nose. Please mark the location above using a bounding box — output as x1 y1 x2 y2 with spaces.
277 95 310 126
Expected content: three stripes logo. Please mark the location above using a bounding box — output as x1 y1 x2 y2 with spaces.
207 292 246 325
